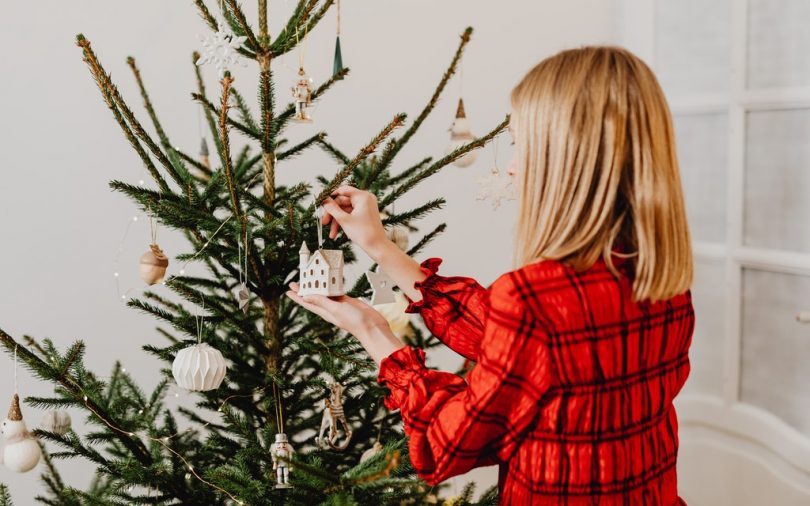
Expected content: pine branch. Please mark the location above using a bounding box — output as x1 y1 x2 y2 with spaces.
0 484 11 506
230 87 259 133
387 156 432 186
380 115 509 208
218 75 242 222
407 223 447 258
192 92 259 140
316 113 406 204
277 132 326 161
223 0 261 52
76 35 185 188
192 51 225 165
377 27 473 171
315 137 351 164
268 0 321 56
75 35 170 192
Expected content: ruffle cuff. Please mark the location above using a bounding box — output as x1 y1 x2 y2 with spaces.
377 346 428 411
405 257 445 313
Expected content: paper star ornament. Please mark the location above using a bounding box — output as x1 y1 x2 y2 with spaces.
236 282 250 314
366 269 396 305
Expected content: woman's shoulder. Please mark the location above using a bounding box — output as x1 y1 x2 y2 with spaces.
488 259 571 308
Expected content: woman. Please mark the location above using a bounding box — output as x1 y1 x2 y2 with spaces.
287 46 694 505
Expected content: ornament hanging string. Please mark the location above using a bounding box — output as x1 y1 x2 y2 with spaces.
336 0 341 36
297 23 309 70
13 344 19 395
315 205 324 248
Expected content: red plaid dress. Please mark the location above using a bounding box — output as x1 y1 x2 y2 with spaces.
378 257 694 505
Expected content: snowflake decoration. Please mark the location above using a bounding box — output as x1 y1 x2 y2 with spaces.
476 168 516 209
196 18 247 77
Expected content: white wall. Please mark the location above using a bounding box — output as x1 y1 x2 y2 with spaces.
0 0 618 501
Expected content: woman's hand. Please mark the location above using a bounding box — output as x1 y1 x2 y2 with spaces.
321 186 389 256
285 282 405 364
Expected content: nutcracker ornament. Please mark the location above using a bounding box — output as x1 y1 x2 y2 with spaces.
315 382 353 451
271 432 295 489
1 394 41 473
291 67 314 123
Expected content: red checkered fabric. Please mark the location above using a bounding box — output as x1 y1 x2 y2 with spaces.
378 257 694 505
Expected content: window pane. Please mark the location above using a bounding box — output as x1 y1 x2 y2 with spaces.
655 0 730 97
683 257 726 396
748 0 810 89
674 113 728 243
744 109 810 253
741 268 810 436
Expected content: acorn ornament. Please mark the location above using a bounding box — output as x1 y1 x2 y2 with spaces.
172 343 227 392
1 394 41 473
447 98 478 168
139 243 169 285
40 410 72 435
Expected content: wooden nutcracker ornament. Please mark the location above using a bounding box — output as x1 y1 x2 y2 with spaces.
271 432 295 489
291 67 314 123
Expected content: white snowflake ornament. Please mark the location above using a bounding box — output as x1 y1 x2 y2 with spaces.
476 167 516 209
196 17 247 77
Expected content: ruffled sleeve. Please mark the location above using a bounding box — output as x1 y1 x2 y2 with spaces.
405 258 488 361
376 272 554 485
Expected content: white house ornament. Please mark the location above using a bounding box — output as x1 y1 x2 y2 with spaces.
195 17 247 78
366 269 396 305
172 343 227 392
1 394 41 473
316 383 352 451
139 243 169 285
40 410 72 435
476 166 516 209
291 67 314 123
447 98 478 168
372 292 411 339
298 242 345 297
271 432 295 489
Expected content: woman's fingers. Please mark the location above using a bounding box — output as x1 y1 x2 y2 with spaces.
329 218 340 239
332 185 361 197
322 198 350 222
285 290 336 325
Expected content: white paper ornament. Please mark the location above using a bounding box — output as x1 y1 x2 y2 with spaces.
476 166 516 209
2 394 41 473
366 269 396 305
40 410 72 435
372 292 411 339
195 16 247 78
172 343 227 392
236 282 250 314
447 99 478 168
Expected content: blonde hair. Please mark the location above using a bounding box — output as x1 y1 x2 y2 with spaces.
511 46 692 302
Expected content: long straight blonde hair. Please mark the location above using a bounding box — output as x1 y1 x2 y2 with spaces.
511 46 692 302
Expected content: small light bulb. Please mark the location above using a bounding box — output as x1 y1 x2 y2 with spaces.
133 216 138 222
138 409 143 415
128 432 135 437
122 367 127 373
174 393 180 398
163 437 170 443
114 272 119 277
83 395 88 402
179 269 185 275
121 295 126 300
138 179 145 185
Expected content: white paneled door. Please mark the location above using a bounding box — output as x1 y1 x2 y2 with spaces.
621 0 810 504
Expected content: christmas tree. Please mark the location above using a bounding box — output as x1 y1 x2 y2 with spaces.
0 1 506 504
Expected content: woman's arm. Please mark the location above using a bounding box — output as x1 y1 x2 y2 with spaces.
322 187 489 360
376 272 553 484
